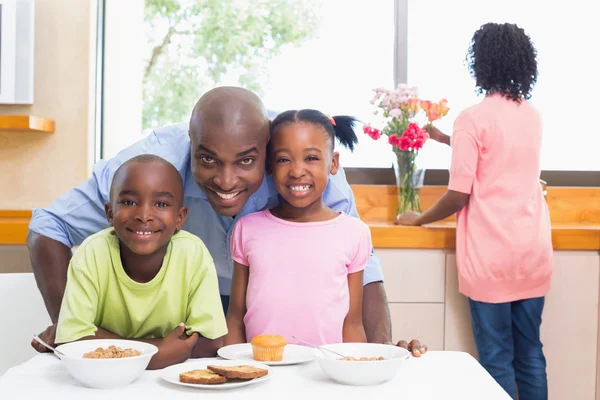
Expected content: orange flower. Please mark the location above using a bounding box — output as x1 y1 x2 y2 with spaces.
407 98 420 112
420 100 432 113
423 99 450 122
438 98 450 116
427 109 441 122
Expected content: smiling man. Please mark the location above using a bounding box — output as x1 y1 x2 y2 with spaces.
28 87 424 354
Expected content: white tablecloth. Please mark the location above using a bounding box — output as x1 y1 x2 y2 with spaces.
0 351 510 399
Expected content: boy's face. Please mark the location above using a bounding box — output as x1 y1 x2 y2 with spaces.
104 162 187 256
268 122 339 209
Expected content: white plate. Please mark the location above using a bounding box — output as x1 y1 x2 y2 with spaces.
160 359 273 390
218 343 315 366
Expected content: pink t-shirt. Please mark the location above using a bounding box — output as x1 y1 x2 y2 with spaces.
448 94 553 303
230 209 372 345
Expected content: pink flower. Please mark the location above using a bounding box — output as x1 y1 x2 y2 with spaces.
414 138 425 150
399 137 412 151
398 122 429 151
388 135 401 147
389 108 403 118
363 125 382 140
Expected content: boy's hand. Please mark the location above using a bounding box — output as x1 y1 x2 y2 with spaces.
150 323 199 369
31 324 57 353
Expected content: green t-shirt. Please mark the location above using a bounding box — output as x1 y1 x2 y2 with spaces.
56 228 227 344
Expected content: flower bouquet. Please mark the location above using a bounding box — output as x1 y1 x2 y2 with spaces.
363 85 449 214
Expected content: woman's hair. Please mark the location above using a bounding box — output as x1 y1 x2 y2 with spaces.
467 22 538 102
270 109 359 152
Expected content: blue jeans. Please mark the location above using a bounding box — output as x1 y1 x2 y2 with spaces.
469 297 548 400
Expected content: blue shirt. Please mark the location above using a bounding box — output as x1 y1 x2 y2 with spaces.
29 124 384 295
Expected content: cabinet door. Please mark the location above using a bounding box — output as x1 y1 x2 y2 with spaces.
444 251 600 400
543 252 598 400
376 249 446 303
444 255 478 357
389 303 445 351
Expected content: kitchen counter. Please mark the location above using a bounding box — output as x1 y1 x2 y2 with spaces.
367 220 600 250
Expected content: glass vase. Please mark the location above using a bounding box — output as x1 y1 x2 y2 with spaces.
393 148 425 214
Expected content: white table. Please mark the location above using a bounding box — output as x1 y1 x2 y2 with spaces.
0 351 511 399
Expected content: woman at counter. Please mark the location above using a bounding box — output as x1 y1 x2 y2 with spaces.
395 22 553 400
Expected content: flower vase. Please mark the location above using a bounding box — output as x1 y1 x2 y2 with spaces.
393 148 425 214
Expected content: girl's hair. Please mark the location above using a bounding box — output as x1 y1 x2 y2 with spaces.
467 22 538 102
270 109 359 152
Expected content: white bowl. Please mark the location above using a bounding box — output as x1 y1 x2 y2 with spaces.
55 339 158 389
314 343 410 386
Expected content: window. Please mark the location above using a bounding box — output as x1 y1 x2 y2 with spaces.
407 0 600 171
100 0 395 167
100 0 600 177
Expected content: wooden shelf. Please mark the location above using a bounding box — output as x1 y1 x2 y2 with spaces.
0 115 55 133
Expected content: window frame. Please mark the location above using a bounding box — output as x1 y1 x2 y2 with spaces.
95 0 600 187
351 0 599 187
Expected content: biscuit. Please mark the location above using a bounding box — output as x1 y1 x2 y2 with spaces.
179 369 228 384
207 365 268 380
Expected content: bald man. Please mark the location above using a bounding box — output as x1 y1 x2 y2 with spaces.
28 87 425 354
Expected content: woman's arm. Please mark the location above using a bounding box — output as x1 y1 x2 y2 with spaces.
343 271 367 342
224 262 249 345
427 124 451 146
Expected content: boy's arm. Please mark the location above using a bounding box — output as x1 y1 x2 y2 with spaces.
77 327 161 346
343 271 367 343
224 262 249 345
185 247 228 358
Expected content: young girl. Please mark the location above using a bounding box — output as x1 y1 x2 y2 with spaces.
224 109 370 346
396 23 552 400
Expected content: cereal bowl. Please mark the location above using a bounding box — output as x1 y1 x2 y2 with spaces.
55 339 158 389
314 342 409 386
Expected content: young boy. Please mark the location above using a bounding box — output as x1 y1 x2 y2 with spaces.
54 154 227 369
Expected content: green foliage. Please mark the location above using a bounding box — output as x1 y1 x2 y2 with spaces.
143 0 321 129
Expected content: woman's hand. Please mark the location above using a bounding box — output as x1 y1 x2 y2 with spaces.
394 211 422 226
427 125 451 146
396 339 428 357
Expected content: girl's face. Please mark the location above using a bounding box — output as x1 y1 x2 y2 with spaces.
268 122 339 209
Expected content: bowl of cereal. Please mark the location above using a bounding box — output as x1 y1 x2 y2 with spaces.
54 339 158 389
314 343 409 386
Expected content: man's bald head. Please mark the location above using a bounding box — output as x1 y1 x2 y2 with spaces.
190 86 269 139
187 87 271 217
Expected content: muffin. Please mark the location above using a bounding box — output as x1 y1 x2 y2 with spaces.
250 334 287 362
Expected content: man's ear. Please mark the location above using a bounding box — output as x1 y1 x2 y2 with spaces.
330 151 340 175
104 202 114 226
175 205 189 231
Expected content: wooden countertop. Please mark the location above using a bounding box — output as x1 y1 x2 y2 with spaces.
356 184 600 250
367 220 600 250
1 185 600 250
